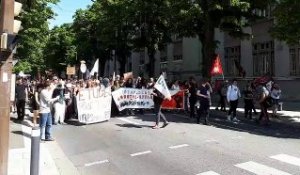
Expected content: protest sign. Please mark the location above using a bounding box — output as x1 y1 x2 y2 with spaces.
154 75 171 99
112 88 154 111
66 66 76 75
76 86 112 124
161 90 185 110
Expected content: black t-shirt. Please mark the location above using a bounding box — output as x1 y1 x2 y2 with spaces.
15 84 27 100
198 85 209 103
189 82 197 100
153 89 164 105
243 90 254 100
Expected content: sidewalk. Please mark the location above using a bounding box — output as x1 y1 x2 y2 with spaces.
211 96 300 124
8 110 79 175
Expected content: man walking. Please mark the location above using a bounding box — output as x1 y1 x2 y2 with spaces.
15 78 28 121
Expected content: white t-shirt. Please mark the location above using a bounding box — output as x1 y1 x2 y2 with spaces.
227 85 241 101
39 88 58 113
271 89 281 99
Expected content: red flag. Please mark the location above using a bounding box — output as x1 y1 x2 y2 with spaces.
210 55 223 76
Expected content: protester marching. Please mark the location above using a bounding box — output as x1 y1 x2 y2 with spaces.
12 65 285 142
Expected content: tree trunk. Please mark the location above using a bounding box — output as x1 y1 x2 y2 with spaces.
199 19 215 78
99 60 106 77
118 55 127 75
148 48 156 78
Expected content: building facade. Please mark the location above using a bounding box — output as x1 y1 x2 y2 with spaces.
129 37 202 81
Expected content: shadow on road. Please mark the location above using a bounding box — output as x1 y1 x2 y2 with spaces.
118 109 300 139
11 130 31 139
116 123 152 128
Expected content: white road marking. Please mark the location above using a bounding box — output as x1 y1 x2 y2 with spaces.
235 161 292 175
231 136 243 140
270 154 300 167
169 144 189 149
118 117 141 125
204 139 218 143
196 171 220 175
130 150 152 157
84 159 109 167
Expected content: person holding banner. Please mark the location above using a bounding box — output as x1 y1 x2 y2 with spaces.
151 88 170 129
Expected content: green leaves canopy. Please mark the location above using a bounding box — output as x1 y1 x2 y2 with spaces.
14 0 59 75
271 0 300 45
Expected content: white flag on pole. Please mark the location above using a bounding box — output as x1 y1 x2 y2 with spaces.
90 58 99 76
112 72 116 82
154 75 171 100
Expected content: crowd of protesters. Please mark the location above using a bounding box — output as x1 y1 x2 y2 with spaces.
13 74 282 138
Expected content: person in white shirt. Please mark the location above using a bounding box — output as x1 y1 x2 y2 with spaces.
270 83 281 117
39 81 60 141
226 79 241 122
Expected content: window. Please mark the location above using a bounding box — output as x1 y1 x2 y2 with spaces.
160 63 168 72
252 41 274 76
224 46 241 76
173 41 183 61
160 44 168 62
290 48 300 76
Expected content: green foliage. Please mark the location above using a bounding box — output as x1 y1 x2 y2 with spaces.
169 0 271 77
13 0 59 76
43 24 77 73
271 0 300 45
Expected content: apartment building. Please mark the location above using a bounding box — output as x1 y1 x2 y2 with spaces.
129 36 202 80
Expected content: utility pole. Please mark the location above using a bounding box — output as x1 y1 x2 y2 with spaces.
0 0 15 174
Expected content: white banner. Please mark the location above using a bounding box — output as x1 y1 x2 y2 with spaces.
154 75 171 99
76 86 112 124
112 88 154 111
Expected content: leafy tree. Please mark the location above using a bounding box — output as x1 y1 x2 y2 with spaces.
73 7 108 76
14 0 59 76
72 0 136 76
131 0 172 77
43 24 77 74
169 0 272 77
271 0 300 45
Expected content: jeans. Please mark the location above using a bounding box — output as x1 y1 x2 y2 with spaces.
189 98 196 118
154 103 167 125
197 101 210 124
228 100 238 119
40 113 52 140
16 99 26 120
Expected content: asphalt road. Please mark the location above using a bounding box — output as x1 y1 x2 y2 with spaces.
52 112 300 175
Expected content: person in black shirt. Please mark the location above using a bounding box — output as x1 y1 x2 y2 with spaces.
151 88 170 129
15 78 28 121
243 85 255 119
196 79 211 125
188 77 197 119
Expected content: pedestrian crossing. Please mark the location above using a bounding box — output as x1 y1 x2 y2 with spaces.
235 161 292 175
196 154 300 175
270 154 300 167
